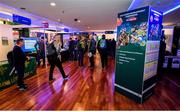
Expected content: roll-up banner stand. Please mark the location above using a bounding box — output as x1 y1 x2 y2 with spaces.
115 6 163 103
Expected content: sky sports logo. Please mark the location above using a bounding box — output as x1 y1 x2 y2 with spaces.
126 17 137 21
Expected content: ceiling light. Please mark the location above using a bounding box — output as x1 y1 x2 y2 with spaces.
58 19 62 22
88 27 90 29
7 19 10 21
163 5 180 15
0 11 13 16
50 2 56 6
128 0 136 11
77 20 81 23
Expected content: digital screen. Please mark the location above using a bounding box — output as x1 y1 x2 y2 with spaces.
21 37 37 52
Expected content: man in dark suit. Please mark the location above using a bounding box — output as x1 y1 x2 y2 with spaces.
35 37 45 67
13 39 29 91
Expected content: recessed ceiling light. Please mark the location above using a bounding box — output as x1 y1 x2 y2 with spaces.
58 19 61 22
77 20 81 23
50 2 56 6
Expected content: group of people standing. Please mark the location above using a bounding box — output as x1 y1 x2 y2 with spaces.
68 34 115 68
68 35 97 67
11 34 116 91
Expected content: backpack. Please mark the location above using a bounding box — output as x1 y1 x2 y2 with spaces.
47 43 56 56
7 51 14 67
80 41 85 49
99 39 107 49
78 40 85 50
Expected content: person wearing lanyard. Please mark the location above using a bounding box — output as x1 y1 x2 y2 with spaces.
47 35 69 81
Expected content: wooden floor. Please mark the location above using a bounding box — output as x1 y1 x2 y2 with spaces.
0 54 180 110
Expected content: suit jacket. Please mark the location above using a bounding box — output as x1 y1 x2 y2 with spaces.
13 45 26 67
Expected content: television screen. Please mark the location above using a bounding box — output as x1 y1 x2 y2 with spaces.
21 37 37 52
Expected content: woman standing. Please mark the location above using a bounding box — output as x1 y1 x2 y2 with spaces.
47 34 69 81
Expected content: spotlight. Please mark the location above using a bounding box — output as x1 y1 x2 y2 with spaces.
50 2 56 6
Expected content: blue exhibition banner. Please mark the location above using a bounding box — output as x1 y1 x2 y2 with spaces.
64 28 69 32
13 14 31 25
148 9 163 41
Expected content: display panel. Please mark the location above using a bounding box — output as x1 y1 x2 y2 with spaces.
21 37 37 52
115 6 149 95
115 6 163 103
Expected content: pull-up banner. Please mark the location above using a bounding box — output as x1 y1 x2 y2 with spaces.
115 6 163 103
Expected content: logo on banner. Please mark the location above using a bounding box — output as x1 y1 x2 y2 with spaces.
117 18 123 26
126 17 137 22
150 16 153 22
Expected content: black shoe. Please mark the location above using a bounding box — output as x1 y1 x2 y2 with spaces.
63 75 69 80
17 84 28 88
49 78 56 81
19 86 27 91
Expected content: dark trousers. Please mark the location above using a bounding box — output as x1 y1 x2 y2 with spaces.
16 66 25 87
37 51 45 66
112 50 116 58
49 57 66 79
78 51 84 66
69 49 74 61
89 55 95 67
74 50 78 61
100 50 108 68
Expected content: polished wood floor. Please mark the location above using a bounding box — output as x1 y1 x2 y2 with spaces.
0 54 180 110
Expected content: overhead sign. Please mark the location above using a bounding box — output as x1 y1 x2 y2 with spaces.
64 28 69 32
42 21 49 28
13 14 31 25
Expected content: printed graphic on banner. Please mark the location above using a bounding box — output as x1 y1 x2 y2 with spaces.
143 9 163 81
115 7 149 94
148 9 163 40
115 6 163 103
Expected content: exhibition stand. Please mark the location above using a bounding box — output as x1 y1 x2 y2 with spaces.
115 6 163 103
0 57 37 90
0 14 38 90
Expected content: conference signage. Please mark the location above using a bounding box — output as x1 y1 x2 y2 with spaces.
115 6 163 103
42 21 49 28
13 14 31 25
64 28 69 32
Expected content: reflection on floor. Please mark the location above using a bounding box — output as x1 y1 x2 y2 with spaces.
0 55 179 110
